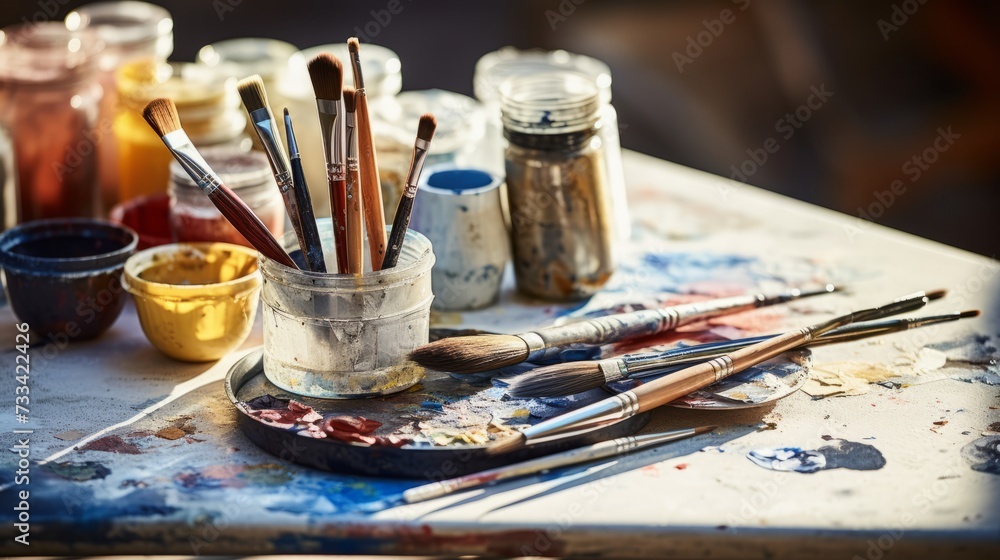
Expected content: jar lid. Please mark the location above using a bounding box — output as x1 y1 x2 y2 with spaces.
65 1 174 64
475 47 612 105
171 147 274 191
0 23 102 85
281 42 402 100
500 71 601 136
197 38 297 84
379 89 486 156
116 60 243 119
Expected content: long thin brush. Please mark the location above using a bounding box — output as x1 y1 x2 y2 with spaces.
382 114 437 269
343 88 364 274
348 37 388 270
488 293 938 454
238 75 324 273
283 108 326 273
307 53 349 274
366 426 714 510
410 285 840 374
141 98 296 269
509 289 946 397
511 308 976 398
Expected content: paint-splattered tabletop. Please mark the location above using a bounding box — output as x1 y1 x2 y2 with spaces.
2 151 998 558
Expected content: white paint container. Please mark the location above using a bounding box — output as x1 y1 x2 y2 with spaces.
258 218 434 399
410 166 510 311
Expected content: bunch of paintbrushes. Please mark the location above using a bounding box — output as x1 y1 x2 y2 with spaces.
481 289 979 452
141 38 436 274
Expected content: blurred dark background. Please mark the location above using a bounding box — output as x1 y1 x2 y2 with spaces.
2 0 997 256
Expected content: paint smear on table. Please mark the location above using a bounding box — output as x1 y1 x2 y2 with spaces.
961 436 1000 475
44 461 111 482
747 439 886 473
80 435 141 454
802 361 898 398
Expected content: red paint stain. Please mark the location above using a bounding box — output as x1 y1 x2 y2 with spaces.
674 463 689 470
80 435 141 454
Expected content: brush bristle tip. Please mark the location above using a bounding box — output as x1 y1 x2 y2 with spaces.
141 98 181 137
417 114 437 142
348 37 360 53
307 53 344 100
236 75 268 112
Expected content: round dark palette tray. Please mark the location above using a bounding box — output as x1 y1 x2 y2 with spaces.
225 349 651 478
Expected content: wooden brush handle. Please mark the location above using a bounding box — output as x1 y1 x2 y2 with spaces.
209 184 297 269
345 168 364 274
328 176 349 274
633 329 810 412
382 195 413 269
354 92 387 270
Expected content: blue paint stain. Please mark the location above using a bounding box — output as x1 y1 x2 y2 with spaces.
421 400 444 411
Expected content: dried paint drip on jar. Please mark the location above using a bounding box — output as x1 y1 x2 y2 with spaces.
169 147 284 246
501 71 618 301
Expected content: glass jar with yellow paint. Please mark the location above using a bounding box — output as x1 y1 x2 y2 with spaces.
114 60 246 204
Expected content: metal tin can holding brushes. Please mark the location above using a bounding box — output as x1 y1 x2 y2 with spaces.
500 71 619 301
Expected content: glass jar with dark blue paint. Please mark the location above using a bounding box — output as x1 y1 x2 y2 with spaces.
501 71 618 301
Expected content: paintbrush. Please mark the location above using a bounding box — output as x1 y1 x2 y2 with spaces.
306 52 349 274
382 114 437 269
508 289 948 397
283 108 327 273
238 75 325 273
343 88 364 274
511 308 978 398
488 294 932 454
364 425 714 511
141 98 297 269
348 37 388 270
410 285 840 374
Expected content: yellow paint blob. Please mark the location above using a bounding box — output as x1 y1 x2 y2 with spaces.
124 242 262 362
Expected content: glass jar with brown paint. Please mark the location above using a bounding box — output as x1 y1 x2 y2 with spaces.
501 71 618 301
0 23 104 222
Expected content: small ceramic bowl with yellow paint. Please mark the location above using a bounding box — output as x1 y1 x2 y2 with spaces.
123 242 262 362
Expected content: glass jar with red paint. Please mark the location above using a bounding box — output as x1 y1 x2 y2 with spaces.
168 147 284 247
0 23 104 223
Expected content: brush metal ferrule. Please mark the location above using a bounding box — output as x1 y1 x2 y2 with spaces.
402 139 431 199
350 51 365 90
316 98 344 171
345 110 359 170
249 107 294 194
522 390 640 442
600 359 628 384
162 129 222 196
519 332 547 361
706 355 736 382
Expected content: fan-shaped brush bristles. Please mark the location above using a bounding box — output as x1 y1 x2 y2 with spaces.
417 113 437 142
408 335 530 374
237 75 268 112
343 87 357 112
347 37 360 54
307 53 343 101
142 98 181 137
508 361 604 398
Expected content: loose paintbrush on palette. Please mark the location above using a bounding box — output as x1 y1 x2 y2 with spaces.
141 98 296 269
410 285 840 374
364 425 714 510
508 289 954 397
488 292 947 453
